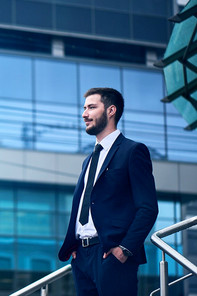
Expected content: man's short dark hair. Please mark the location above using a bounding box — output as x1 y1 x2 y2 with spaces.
84 87 124 125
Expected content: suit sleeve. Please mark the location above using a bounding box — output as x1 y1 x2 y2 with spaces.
120 143 158 255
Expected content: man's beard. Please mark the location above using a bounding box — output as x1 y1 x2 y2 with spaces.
86 110 108 136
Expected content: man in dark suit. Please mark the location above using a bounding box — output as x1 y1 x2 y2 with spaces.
59 87 158 296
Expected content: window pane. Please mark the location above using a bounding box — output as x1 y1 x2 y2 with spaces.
35 59 77 104
158 201 174 218
95 0 130 11
0 189 14 209
55 0 92 5
132 0 170 17
35 103 79 152
58 213 70 238
0 99 33 149
123 68 163 112
95 10 130 38
0 211 14 235
79 63 121 105
17 238 56 271
0 54 33 149
133 15 168 43
58 192 73 213
0 0 12 23
0 55 32 100
123 68 165 158
17 211 56 237
17 189 55 211
0 238 15 270
56 5 92 33
167 107 197 162
16 0 53 29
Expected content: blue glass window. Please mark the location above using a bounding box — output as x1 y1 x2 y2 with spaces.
0 0 12 23
35 59 77 104
0 211 14 235
0 188 14 209
17 238 56 271
95 0 130 12
140 200 182 276
56 5 92 33
0 55 32 100
16 0 53 29
123 68 165 158
133 15 168 43
17 211 56 237
17 189 55 211
35 59 78 152
79 63 121 104
95 10 130 38
123 68 163 112
0 54 33 149
0 238 14 270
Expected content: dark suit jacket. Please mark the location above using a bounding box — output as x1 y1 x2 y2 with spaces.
58 133 158 264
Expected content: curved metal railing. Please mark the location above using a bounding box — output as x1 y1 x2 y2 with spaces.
8 216 197 296
9 264 72 296
150 216 197 296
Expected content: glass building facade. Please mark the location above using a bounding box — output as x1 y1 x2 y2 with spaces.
0 181 184 296
0 0 196 295
0 52 197 162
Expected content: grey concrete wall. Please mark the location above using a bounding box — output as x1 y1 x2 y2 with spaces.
0 148 197 195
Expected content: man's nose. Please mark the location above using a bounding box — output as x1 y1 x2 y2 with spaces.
82 109 88 118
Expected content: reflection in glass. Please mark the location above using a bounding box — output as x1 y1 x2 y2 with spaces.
17 189 55 211
79 63 121 104
123 68 163 112
0 238 15 270
17 238 56 271
0 55 32 100
0 211 14 235
35 59 77 104
17 211 55 237
0 189 14 209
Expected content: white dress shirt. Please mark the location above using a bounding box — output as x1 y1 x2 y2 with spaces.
75 129 121 239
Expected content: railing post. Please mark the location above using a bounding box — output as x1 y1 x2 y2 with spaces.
40 285 48 296
160 252 169 296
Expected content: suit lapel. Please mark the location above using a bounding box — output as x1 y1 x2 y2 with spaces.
74 133 124 203
96 133 124 181
72 154 91 203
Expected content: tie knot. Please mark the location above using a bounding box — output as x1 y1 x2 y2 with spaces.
94 144 103 153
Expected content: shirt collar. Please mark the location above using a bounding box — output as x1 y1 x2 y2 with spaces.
96 129 121 151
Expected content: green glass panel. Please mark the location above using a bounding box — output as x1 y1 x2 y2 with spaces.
180 0 197 13
164 60 196 95
188 53 197 66
164 16 197 59
172 95 197 125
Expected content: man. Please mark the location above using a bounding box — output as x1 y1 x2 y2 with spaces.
59 88 158 296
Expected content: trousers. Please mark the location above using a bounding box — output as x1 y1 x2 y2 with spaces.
71 244 139 296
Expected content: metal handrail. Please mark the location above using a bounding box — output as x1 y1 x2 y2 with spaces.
9 264 72 296
151 216 197 275
150 216 197 296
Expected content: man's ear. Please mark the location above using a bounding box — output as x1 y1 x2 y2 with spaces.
108 105 116 118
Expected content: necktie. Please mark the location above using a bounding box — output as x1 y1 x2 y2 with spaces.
79 144 103 225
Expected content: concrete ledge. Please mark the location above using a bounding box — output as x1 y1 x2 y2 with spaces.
0 148 197 194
